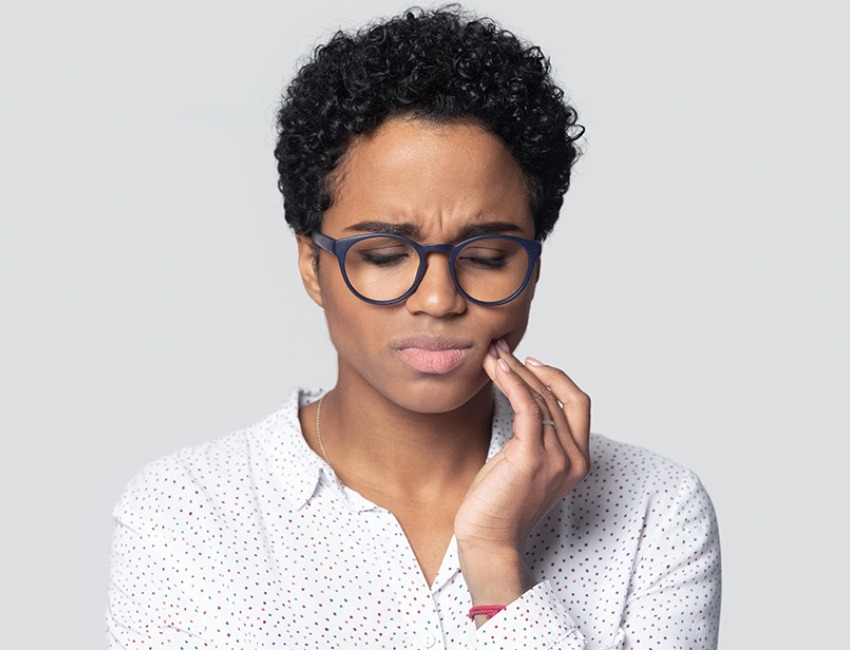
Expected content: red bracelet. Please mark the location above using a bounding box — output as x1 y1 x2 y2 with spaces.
467 605 506 619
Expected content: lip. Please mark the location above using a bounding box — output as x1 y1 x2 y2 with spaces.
392 335 475 374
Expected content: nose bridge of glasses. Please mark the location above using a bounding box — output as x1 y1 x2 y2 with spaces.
411 241 462 291
417 242 455 258
417 241 454 267
396 242 466 314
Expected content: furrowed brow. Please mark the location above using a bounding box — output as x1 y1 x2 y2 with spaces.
457 222 524 239
342 220 525 241
344 221 420 237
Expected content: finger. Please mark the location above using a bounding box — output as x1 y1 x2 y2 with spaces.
482 342 500 382
492 345 589 488
486 340 568 453
524 360 590 439
524 359 591 456
489 354 550 451
493 341 588 474
494 341 561 407
493 342 572 445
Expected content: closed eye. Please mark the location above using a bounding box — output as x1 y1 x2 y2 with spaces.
461 255 507 269
355 244 412 267
361 252 408 266
457 246 511 270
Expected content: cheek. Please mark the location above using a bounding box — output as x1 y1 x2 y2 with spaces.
505 312 532 352
319 276 372 340
317 270 402 378
485 295 534 352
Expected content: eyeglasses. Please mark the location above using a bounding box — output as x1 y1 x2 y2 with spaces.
311 231 542 306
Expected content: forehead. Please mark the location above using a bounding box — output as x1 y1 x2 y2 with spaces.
323 118 534 240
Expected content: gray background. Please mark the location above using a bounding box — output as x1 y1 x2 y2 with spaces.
2 0 846 647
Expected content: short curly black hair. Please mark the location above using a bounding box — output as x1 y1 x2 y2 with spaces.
274 5 582 240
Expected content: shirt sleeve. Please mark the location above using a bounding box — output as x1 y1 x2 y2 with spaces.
618 470 722 649
473 469 720 650
106 456 223 650
107 505 213 649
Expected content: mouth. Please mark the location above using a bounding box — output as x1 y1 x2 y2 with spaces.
392 335 475 375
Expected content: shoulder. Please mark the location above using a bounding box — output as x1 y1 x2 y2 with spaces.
588 433 704 490
113 389 320 529
583 434 721 568
541 433 720 579
580 433 717 527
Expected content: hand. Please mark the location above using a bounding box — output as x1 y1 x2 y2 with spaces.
455 339 591 613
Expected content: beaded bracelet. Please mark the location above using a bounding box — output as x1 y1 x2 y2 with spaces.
467 605 506 619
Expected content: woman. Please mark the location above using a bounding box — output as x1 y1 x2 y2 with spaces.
107 8 720 649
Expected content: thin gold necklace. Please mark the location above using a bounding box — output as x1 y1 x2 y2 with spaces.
315 395 332 468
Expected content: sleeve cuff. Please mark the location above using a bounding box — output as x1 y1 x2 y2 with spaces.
474 581 585 649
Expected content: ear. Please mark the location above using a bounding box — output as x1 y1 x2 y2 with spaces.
296 234 324 307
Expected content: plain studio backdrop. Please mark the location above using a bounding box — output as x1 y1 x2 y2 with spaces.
1 1 846 647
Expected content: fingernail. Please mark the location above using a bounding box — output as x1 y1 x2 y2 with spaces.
496 339 510 353
525 357 544 367
488 343 499 359
497 358 511 373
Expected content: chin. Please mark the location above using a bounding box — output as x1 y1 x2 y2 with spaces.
379 372 493 415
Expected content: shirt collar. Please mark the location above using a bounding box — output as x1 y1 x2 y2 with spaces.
249 388 325 511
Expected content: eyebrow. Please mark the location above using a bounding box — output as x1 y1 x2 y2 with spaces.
343 220 524 241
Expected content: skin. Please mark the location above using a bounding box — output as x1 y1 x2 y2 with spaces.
296 117 591 627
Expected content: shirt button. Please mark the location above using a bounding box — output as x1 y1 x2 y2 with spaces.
421 631 436 648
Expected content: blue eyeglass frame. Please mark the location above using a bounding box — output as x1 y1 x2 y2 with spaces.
311 230 542 306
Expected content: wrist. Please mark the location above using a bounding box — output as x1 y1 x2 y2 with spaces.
457 541 534 606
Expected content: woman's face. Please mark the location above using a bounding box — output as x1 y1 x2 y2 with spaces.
297 117 539 414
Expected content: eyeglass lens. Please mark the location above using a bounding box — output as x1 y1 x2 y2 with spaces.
342 236 531 303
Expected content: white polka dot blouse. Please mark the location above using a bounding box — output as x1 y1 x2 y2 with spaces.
107 389 721 649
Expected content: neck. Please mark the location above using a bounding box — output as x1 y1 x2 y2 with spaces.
308 379 494 501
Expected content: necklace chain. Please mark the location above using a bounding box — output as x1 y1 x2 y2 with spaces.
315 396 334 470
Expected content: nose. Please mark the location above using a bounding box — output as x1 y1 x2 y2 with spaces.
404 252 467 317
